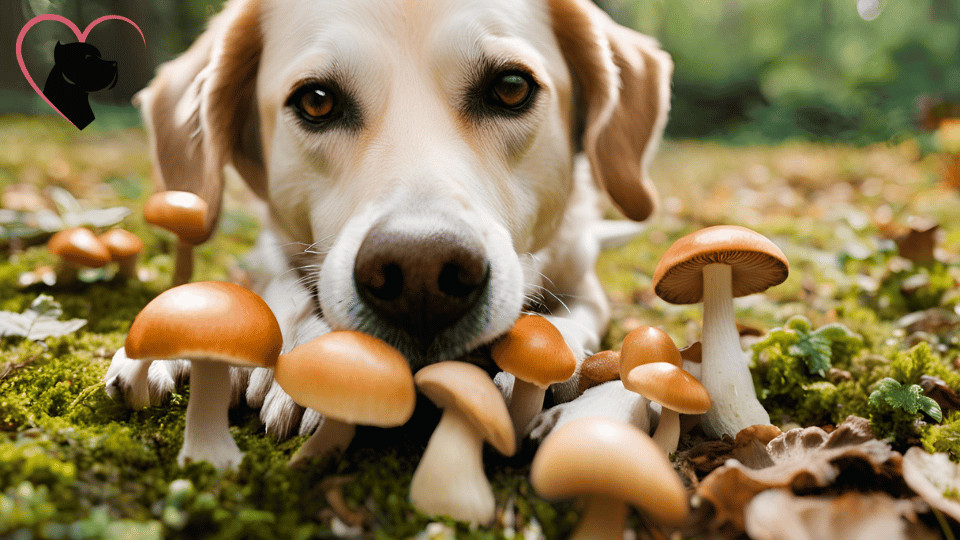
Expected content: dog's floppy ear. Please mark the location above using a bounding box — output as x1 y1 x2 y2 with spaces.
134 0 265 243
549 0 672 222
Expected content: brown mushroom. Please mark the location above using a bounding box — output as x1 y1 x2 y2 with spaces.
273 331 416 465
125 281 282 469
531 416 688 539
409 361 515 525
622 362 711 453
577 350 621 395
98 228 144 280
47 227 111 285
143 191 208 286
652 225 788 438
491 315 576 435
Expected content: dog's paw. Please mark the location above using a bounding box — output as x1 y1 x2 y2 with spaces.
260 380 305 439
104 348 185 408
527 380 654 443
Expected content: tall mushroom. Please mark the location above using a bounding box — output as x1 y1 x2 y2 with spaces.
530 416 688 539
652 225 788 438
409 361 515 525
98 228 144 280
273 331 416 465
47 227 112 285
143 191 208 286
124 281 282 469
491 315 577 435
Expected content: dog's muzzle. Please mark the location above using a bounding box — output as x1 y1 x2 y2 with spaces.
353 216 490 353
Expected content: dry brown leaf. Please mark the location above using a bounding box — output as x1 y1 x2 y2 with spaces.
744 489 935 540
902 447 960 522
695 416 902 532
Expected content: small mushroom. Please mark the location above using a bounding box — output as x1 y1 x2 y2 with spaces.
530 416 688 539
620 325 683 373
577 350 621 395
98 228 144 280
47 227 111 285
653 225 788 438
273 331 416 465
619 326 710 452
622 363 711 453
124 281 282 469
143 191 208 286
409 361 515 525
491 315 577 435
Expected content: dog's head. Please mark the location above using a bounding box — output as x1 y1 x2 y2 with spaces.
52 41 118 92
136 0 671 367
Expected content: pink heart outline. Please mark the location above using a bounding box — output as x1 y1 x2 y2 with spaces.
16 14 146 128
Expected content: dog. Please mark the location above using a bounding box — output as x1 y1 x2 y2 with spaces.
106 0 671 441
43 41 118 130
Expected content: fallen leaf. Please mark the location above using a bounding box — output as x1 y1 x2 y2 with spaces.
0 294 87 340
695 416 902 532
744 489 935 540
902 447 960 522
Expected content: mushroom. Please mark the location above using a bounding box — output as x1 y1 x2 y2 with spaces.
530 416 688 539
47 227 111 285
652 225 788 438
143 191 208 286
124 281 282 469
577 350 621 395
491 315 577 435
619 326 710 452
622 363 711 453
98 228 144 280
409 361 515 525
272 331 416 465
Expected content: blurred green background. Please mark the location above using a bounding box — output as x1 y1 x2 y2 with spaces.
2 0 959 142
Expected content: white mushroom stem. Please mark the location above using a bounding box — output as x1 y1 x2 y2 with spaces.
700 263 769 438
288 417 356 466
508 379 545 436
173 241 194 286
409 407 496 524
178 360 243 470
652 409 681 454
571 495 628 540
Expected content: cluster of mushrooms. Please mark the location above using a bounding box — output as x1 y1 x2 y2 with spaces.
42 190 207 286
117 221 790 536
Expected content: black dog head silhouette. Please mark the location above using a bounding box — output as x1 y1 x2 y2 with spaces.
42 41 118 130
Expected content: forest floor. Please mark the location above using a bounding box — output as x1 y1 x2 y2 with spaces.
2 115 960 538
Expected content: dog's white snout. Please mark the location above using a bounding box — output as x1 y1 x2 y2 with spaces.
353 214 490 351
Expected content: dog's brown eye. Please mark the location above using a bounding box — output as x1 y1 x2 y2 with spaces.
488 72 535 110
296 87 336 121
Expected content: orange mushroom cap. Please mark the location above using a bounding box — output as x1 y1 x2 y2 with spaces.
48 227 111 268
652 225 788 305
125 281 282 368
491 315 577 388
143 191 209 245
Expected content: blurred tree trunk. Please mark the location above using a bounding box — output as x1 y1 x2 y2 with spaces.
0 2 29 93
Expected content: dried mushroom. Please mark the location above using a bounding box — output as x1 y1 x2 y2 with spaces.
696 416 902 531
902 447 960 522
745 489 935 540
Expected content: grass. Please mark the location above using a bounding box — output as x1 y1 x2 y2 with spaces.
1 114 960 538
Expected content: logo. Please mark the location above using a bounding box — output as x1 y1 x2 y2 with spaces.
16 14 145 130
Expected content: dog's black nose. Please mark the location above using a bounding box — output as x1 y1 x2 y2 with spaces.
354 217 489 350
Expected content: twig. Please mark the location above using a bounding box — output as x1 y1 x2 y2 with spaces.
69 381 106 409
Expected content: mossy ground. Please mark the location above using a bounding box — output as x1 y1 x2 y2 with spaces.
1 116 959 538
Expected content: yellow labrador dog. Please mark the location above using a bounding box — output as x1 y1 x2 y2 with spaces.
107 0 670 439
